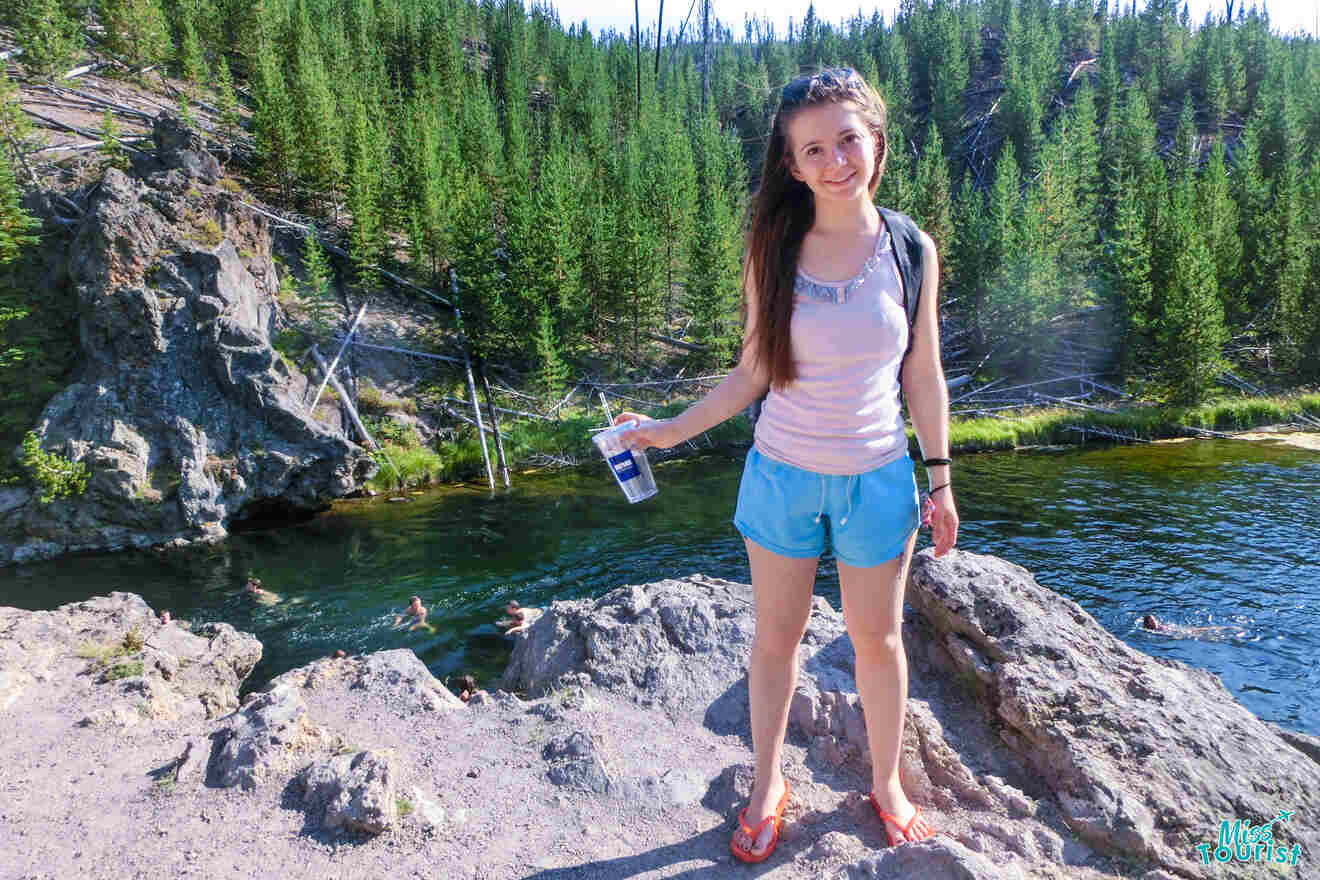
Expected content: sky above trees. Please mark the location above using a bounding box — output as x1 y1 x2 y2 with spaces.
550 0 1317 39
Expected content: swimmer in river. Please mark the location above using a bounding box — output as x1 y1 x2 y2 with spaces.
495 600 542 635
1141 614 1245 638
393 596 435 632
159 610 171 625
244 577 281 604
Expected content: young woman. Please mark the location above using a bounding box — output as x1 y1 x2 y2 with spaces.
614 67 959 863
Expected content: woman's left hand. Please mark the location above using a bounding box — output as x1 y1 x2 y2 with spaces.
929 489 959 557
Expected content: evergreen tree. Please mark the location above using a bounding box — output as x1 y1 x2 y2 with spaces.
344 95 385 287
100 0 171 70
0 144 40 371
292 35 345 212
1103 166 1155 376
300 231 338 341
98 109 129 170
213 56 242 144
1196 141 1240 325
1154 177 1226 403
644 109 697 325
1170 97 1197 180
250 37 298 200
686 115 743 367
912 122 953 287
1291 158 1320 379
1227 121 1269 331
15 0 81 76
450 173 510 357
173 4 207 87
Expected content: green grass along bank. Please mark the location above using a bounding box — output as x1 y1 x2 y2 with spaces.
359 391 1320 494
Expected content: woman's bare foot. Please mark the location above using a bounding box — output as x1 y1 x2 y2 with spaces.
731 775 788 858
869 787 935 845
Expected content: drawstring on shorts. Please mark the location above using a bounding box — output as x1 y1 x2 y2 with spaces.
813 473 859 526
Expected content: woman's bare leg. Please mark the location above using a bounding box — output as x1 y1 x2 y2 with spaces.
732 537 818 857
836 532 934 842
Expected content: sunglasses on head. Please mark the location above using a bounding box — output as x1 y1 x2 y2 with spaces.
779 67 863 105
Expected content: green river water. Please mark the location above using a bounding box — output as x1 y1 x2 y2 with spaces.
2 437 1317 736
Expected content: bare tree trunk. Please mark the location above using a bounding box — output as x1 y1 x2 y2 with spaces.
701 0 711 114
655 0 665 78
635 0 642 120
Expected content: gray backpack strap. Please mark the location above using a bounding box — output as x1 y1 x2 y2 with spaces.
876 207 925 360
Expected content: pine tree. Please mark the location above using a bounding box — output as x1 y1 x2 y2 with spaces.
685 113 743 367
98 109 129 170
1170 97 1197 180
213 56 242 145
1197 141 1240 328
250 37 298 201
292 36 345 213
0 144 40 371
1103 166 1155 376
344 96 384 287
301 232 338 341
873 123 915 217
1155 177 1226 403
15 0 81 76
644 109 696 326
173 4 207 87
1228 121 1269 332
100 0 171 70
450 173 510 357
912 121 953 287
1292 158 1320 379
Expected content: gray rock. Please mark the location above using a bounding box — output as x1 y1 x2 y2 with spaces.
267 649 462 713
542 731 611 794
208 684 333 789
905 548 1320 879
152 113 221 184
1 156 375 566
839 838 1003 879
503 574 756 717
299 749 399 835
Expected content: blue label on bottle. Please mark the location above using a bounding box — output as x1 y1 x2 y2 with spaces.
608 449 640 481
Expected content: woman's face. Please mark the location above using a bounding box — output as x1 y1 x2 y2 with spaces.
784 101 878 204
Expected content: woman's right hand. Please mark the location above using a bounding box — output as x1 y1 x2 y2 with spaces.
612 412 683 451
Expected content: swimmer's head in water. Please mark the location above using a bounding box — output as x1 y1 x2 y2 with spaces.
409 596 421 606
1142 614 1160 630
245 578 262 592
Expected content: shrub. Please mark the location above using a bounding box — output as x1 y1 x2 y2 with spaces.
21 431 89 503
218 178 243 194
103 660 145 681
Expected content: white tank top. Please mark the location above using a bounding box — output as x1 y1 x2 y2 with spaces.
753 227 909 476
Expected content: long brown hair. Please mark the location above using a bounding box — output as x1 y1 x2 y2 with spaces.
743 68 890 390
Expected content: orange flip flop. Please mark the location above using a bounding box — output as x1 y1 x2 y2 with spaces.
731 781 792 864
869 793 936 847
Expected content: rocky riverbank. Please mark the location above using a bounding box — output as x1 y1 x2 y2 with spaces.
1 549 1317 880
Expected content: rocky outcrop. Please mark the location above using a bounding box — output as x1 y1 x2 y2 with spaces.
0 591 259 724
904 550 1320 879
3 551 1317 880
504 552 1320 879
0 113 375 566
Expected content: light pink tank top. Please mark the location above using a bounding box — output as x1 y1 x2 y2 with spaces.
753 227 909 476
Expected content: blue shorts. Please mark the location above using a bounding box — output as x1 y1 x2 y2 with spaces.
733 446 919 568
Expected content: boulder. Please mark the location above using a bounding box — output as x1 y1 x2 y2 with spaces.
298 749 399 835
266 649 463 713
207 684 336 789
904 549 1320 879
0 153 375 565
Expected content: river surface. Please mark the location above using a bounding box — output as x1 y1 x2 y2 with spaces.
3 437 1317 736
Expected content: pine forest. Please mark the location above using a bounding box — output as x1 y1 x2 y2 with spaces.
3 0 1320 413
